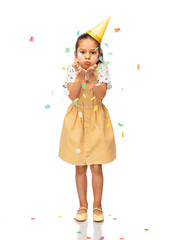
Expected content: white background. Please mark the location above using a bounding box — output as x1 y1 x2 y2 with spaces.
0 0 175 239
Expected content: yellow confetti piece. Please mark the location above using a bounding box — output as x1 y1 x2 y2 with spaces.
90 96 95 101
107 122 111 128
122 132 124 138
74 58 78 63
62 67 66 70
58 216 62 218
93 105 98 111
137 64 140 70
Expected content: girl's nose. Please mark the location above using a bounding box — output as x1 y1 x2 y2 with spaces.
85 52 90 59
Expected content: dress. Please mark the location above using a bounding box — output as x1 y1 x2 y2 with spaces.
58 62 117 166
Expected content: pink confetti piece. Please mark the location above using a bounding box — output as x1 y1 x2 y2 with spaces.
29 36 34 42
31 218 35 220
145 229 149 231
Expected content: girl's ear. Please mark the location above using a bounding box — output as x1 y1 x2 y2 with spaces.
74 51 77 59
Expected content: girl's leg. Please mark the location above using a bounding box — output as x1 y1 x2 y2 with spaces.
75 165 88 213
90 164 103 215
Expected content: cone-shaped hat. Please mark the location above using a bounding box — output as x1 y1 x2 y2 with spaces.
86 17 111 43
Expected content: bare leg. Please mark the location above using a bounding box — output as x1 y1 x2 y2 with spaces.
75 165 88 213
90 164 103 215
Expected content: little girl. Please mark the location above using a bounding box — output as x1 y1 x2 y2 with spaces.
58 18 116 222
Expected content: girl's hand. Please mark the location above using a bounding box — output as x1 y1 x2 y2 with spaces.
72 63 86 79
86 64 97 78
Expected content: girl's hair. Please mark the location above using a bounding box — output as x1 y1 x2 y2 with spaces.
75 33 103 64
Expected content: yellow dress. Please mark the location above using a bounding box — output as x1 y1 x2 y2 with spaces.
58 62 117 166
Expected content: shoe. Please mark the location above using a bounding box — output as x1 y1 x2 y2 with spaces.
93 208 104 222
75 207 88 221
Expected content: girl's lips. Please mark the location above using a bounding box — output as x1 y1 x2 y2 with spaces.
84 61 90 65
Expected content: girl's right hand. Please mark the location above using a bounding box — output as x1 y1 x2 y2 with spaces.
72 63 86 79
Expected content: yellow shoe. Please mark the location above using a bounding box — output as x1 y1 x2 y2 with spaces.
93 208 104 222
75 207 88 221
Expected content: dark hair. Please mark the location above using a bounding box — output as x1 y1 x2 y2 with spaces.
75 33 103 64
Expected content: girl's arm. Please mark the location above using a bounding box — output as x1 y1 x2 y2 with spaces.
67 64 86 101
86 65 107 100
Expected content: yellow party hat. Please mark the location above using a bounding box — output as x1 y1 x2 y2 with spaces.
87 17 111 43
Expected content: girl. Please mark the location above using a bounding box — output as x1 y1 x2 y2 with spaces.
59 30 116 222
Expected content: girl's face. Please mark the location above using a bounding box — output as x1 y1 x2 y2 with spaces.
74 38 101 69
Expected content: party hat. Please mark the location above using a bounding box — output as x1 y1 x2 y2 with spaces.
87 17 111 43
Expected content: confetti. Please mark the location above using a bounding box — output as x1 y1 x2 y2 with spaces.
62 67 66 70
83 93 86 98
89 83 95 89
100 237 104 239
73 98 79 107
78 52 82 56
113 218 117 220
58 216 62 218
96 66 101 71
114 28 120 32
76 148 81 153
107 82 111 85
107 122 111 127
77 231 81 234
29 36 34 42
137 64 140 70
95 83 101 86
93 106 98 111
122 132 124 138
92 57 95 61
31 218 35 220
90 96 95 101
65 47 70 53
51 90 53 95
109 214 111 216
73 218 76 220
45 104 50 109
74 58 78 63
78 111 82 118
104 61 110 66
118 122 124 127
121 88 124 92
95 47 99 51
87 237 91 239
99 56 104 63
77 30 80 36
82 80 86 89
145 229 149 231
119 238 124 240
108 52 113 55
105 43 108 46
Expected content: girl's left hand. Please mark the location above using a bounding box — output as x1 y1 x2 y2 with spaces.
86 64 97 78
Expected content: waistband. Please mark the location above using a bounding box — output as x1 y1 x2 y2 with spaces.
72 101 102 109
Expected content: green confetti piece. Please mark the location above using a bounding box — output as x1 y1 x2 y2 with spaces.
109 214 111 216
104 61 110 66
77 231 81 234
100 59 104 63
95 47 99 51
92 57 95 61
105 43 109 46
118 122 124 127
65 47 70 53
113 218 117 220
96 66 101 71
73 98 79 107
108 52 113 55
82 80 86 89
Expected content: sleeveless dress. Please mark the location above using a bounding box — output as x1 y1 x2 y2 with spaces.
58 62 117 166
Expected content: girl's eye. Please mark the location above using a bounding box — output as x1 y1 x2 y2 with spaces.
91 52 96 55
80 51 85 54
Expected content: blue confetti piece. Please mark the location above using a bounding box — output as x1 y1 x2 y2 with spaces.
107 82 111 85
77 30 80 36
99 56 102 60
45 104 50 109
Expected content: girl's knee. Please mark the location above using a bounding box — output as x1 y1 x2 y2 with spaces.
76 165 88 174
90 164 102 174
